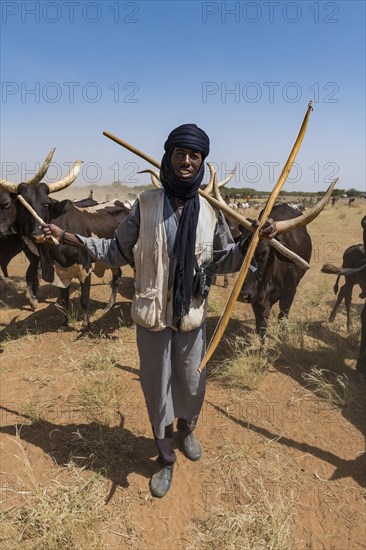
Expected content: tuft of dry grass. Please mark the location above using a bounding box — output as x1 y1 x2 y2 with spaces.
80 348 118 372
208 297 223 313
210 333 269 390
55 301 81 331
302 367 351 409
21 398 49 426
189 503 290 550
271 318 308 367
76 349 124 425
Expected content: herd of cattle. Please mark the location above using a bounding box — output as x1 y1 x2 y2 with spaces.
0 150 365 356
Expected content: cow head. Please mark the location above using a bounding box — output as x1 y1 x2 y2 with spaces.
16 182 53 241
0 149 82 242
0 190 17 237
239 238 271 303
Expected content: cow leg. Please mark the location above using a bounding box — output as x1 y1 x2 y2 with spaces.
344 283 353 332
329 285 345 323
211 274 229 288
58 287 70 326
104 267 122 312
80 275 91 330
24 250 39 310
278 288 297 324
252 302 269 344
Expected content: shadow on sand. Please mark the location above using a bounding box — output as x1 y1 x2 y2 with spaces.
0 404 156 503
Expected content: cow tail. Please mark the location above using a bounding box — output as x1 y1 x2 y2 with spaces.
321 263 342 294
321 263 340 275
334 275 341 295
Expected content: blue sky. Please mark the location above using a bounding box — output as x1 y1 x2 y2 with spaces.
1 0 365 191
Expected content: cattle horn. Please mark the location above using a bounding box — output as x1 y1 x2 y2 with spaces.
47 160 83 193
25 147 56 184
203 164 215 194
205 164 237 194
274 178 338 235
139 169 161 188
211 164 222 202
0 178 18 193
218 165 237 187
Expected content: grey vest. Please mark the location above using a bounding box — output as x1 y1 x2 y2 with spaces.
131 188 217 332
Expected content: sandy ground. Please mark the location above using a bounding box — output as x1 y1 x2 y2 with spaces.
0 201 365 549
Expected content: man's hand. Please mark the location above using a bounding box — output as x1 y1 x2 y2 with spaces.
41 223 64 243
252 218 277 239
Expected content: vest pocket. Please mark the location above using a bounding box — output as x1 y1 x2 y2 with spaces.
132 287 159 329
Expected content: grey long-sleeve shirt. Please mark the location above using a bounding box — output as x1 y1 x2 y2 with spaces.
77 195 247 275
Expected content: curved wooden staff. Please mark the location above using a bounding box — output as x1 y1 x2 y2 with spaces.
199 100 313 372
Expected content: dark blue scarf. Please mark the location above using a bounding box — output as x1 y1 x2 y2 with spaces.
160 124 210 326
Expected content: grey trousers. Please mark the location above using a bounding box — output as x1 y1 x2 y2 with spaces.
136 323 206 441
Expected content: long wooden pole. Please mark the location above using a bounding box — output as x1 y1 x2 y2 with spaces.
103 131 161 169
198 100 313 372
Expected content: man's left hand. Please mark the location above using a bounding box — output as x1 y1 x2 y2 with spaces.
252 218 277 239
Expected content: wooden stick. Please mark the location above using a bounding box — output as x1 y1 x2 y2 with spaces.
17 194 59 245
198 101 313 372
103 131 161 169
102 131 310 270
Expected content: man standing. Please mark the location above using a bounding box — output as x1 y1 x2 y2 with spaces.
42 124 276 497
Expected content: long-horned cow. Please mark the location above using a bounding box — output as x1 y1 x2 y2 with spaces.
238 203 312 339
0 150 130 329
0 150 57 308
195 166 337 341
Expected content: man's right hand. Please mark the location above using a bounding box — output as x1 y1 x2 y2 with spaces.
41 223 63 243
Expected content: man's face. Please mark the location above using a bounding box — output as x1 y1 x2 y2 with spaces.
171 147 202 180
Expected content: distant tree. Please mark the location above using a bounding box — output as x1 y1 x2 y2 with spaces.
332 189 347 197
346 188 363 197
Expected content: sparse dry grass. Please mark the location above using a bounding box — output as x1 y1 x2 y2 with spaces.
210 332 269 390
207 297 222 313
302 367 352 409
0 433 143 550
271 318 308 367
76 348 124 425
307 279 333 308
0 437 109 550
188 445 293 550
21 398 49 426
